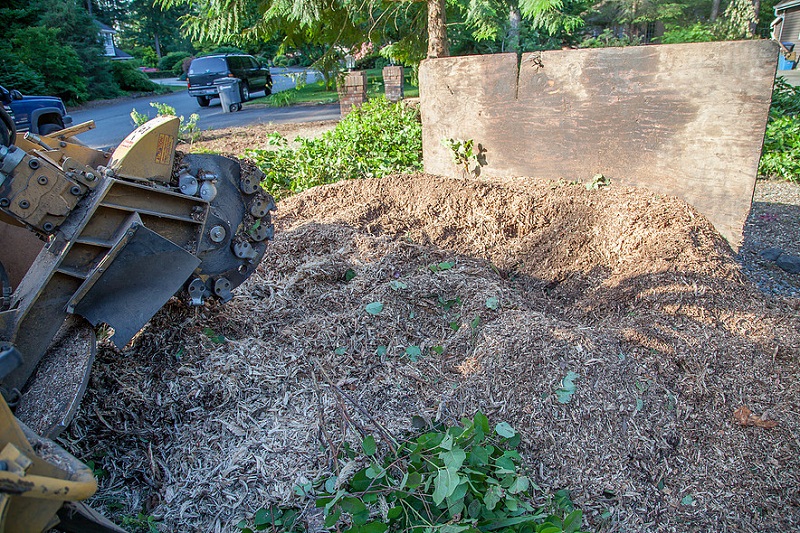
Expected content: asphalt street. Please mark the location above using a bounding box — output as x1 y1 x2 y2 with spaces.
69 69 341 149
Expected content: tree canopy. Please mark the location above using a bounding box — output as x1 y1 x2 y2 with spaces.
0 0 779 104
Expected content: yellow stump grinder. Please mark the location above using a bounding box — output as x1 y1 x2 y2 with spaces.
0 107 275 531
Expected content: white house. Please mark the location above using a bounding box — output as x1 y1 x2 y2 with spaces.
96 21 133 60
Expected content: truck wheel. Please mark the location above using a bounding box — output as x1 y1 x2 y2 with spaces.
240 82 250 102
38 123 62 135
197 96 210 107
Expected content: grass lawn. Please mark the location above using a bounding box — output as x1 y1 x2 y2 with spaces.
151 84 187 95
246 67 419 107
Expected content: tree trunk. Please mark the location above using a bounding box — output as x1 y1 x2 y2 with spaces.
750 0 761 36
710 0 721 21
154 32 162 59
427 0 449 59
86 0 92 15
507 3 521 54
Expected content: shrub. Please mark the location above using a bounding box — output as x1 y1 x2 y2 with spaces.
267 91 298 107
580 28 641 48
246 97 423 199
111 61 161 92
157 51 191 74
207 46 245 56
131 46 159 68
7 26 88 103
0 59 46 95
759 78 800 182
659 22 718 44
131 102 200 144
177 57 193 77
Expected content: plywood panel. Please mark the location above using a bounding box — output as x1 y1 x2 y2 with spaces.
420 41 778 249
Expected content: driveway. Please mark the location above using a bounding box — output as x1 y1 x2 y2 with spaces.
70 68 341 149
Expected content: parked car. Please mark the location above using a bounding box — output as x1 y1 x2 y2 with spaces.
0 86 72 135
187 54 273 107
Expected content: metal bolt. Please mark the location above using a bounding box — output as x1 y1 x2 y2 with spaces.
85 172 96 182
18 200 29 209
37 176 48 185
59 141 67 148
43 222 54 232
209 225 226 243
70 186 82 196
0 198 8 208
28 158 40 169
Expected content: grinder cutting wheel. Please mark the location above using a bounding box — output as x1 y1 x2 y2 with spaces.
0 107 275 531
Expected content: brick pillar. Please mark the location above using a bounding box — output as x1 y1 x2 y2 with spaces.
338 71 367 116
383 66 404 102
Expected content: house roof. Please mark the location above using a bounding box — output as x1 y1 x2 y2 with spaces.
775 0 800 11
95 20 117 34
111 48 134 60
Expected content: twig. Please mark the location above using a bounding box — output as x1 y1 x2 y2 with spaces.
313 358 398 454
309 365 339 466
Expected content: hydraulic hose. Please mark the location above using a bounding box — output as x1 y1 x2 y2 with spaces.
0 260 10 311
0 105 15 147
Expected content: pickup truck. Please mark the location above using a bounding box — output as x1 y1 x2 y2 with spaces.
0 85 72 135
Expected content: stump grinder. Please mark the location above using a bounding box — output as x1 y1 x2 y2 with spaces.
0 108 275 531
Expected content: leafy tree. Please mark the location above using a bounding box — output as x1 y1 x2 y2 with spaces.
721 0 758 37
0 0 122 102
159 0 368 85
7 26 89 102
123 0 192 58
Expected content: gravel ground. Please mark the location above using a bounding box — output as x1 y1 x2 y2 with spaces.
739 179 800 298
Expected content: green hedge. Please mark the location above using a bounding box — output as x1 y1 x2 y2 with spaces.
759 78 800 182
246 97 423 199
111 61 161 92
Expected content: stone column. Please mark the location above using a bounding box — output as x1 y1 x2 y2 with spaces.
338 71 367 116
383 66 404 102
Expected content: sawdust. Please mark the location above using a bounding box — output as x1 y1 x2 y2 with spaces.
62 173 800 532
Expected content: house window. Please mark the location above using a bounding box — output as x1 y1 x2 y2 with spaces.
103 32 115 56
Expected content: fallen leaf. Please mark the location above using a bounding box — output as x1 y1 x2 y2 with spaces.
733 406 778 429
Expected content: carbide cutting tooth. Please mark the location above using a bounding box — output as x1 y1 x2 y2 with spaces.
250 222 273 242
250 199 270 218
240 174 260 195
214 277 233 302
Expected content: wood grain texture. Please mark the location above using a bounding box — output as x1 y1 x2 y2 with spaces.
419 41 778 249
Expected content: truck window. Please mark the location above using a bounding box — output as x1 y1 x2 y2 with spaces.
189 57 228 75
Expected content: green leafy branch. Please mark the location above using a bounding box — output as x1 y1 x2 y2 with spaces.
441 138 485 177
130 102 201 144
313 413 587 533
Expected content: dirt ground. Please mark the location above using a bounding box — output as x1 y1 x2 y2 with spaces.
62 124 800 533
188 121 338 155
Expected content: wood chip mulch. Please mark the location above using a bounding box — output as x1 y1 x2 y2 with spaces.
62 174 800 532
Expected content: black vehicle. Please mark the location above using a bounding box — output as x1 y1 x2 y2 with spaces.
187 54 273 107
0 85 72 135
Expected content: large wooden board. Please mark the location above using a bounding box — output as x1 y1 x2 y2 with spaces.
419 41 778 249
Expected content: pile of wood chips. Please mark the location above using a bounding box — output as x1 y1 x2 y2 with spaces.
63 174 800 532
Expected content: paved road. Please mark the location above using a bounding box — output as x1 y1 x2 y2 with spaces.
777 68 800 86
69 69 340 149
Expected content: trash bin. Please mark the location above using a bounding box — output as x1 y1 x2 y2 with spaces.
779 43 797 70
214 78 242 112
